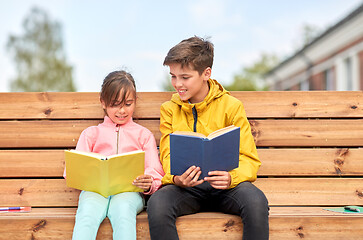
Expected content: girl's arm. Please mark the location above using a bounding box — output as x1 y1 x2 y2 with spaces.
142 131 165 194
63 127 95 178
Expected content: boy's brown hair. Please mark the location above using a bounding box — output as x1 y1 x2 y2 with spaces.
163 36 214 75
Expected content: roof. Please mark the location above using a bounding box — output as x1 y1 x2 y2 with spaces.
265 2 363 76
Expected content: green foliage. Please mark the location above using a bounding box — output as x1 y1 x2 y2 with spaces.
7 7 75 92
300 24 321 48
225 53 279 91
161 73 175 91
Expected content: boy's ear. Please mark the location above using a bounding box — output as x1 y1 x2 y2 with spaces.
203 67 212 80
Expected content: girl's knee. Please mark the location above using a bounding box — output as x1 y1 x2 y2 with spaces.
109 192 144 216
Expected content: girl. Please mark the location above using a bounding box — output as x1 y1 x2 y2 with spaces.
65 70 164 240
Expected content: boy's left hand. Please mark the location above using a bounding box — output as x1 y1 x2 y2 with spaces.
204 171 231 189
133 174 153 191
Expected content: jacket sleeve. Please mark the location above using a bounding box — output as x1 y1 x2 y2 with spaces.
159 103 175 185
228 101 261 188
142 131 165 194
63 127 96 179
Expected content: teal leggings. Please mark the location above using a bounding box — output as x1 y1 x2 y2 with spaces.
72 191 144 240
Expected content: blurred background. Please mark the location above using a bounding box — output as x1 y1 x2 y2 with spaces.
1 0 362 92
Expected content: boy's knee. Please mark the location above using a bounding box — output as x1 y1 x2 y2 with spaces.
147 191 165 214
147 187 177 219
243 194 269 223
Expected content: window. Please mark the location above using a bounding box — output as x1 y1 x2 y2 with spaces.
324 68 334 90
345 57 353 90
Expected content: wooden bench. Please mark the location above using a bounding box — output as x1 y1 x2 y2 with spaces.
0 91 362 239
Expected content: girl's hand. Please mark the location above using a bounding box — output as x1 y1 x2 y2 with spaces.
174 166 204 188
133 174 153 191
204 171 231 189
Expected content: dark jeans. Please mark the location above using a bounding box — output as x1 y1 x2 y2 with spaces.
147 181 269 240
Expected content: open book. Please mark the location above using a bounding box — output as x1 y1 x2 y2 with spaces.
65 150 145 197
170 125 240 178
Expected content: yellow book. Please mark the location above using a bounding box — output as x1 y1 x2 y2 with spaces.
65 149 145 198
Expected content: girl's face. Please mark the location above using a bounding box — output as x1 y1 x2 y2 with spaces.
101 90 136 125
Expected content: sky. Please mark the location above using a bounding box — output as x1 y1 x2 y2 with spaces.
1 0 362 92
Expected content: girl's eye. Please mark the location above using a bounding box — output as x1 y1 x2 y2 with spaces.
112 102 121 107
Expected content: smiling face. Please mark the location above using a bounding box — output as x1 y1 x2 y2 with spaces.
101 90 136 125
169 63 211 104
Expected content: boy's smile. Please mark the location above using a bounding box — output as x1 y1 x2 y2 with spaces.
169 63 211 104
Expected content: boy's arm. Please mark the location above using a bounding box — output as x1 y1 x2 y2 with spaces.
159 103 203 187
228 101 261 188
159 103 175 185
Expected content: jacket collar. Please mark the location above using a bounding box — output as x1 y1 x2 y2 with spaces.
171 78 229 113
102 116 134 128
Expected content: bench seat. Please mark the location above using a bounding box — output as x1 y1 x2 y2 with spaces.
1 208 363 239
0 91 362 239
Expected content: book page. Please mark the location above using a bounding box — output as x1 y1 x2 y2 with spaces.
207 125 239 139
69 150 105 160
172 131 207 138
107 149 144 160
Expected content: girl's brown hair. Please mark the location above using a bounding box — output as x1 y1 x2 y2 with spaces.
100 70 136 108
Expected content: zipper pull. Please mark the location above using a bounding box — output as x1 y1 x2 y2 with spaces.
116 125 120 154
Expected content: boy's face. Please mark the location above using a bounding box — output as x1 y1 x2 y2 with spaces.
101 91 136 125
169 63 211 104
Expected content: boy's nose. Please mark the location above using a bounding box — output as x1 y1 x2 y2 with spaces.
175 79 183 88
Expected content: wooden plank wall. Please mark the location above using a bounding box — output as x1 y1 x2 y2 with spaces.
0 92 362 207
0 91 362 240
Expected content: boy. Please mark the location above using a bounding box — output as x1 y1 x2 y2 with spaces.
147 36 269 240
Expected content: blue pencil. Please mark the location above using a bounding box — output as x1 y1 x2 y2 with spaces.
0 207 25 211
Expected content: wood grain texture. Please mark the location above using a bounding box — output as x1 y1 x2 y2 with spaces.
0 91 361 119
1 178 362 207
1 208 362 240
1 148 362 177
1 91 362 239
1 119 362 148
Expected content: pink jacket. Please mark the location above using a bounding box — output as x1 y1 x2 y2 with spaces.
64 116 164 195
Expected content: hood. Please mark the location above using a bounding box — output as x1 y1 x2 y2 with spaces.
170 78 229 112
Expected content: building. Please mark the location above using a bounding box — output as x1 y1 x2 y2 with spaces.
264 3 363 91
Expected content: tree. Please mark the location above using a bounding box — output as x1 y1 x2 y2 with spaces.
6 7 75 92
300 24 321 48
161 73 175 91
224 53 279 91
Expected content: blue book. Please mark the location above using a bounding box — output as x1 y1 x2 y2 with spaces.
170 125 240 179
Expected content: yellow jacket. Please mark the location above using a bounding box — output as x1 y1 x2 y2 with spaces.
160 79 261 188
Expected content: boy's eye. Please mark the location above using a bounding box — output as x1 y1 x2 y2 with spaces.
182 76 190 80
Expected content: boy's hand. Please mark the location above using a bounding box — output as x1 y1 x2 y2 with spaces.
174 166 204 188
204 171 231 189
133 174 153 191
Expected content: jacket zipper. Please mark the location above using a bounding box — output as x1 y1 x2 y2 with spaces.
116 125 120 154
192 106 197 132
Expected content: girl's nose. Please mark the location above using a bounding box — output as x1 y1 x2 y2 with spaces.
118 105 126 113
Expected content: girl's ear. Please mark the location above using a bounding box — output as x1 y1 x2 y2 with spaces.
100 99 106 109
